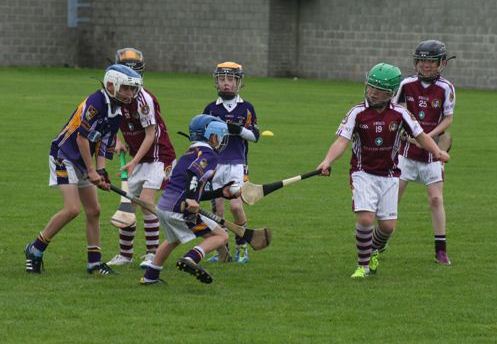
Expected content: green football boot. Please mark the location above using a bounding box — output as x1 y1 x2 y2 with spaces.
369 251 380 274
350 265 370 279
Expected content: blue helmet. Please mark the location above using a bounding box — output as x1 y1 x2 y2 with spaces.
188 114 229 150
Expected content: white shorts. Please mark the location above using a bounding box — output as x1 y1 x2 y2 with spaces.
128 161 165 196
211 163 245 189
351 171 399 220
398 156 444 185
49 156 91 188
156 208 219 244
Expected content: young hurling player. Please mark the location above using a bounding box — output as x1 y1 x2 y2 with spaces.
140 115 240 285
317 63 450 279
202 62 260 264
390 40 456 265
24 65 142 275
106 48 177 269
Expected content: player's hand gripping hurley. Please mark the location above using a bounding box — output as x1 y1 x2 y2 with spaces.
241 169 322 205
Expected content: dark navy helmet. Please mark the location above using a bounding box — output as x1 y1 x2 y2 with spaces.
413 40 453 82
413 40 447 62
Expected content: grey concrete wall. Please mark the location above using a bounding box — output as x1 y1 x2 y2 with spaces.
76 0 270 76
297 0 497 89
0 0 77 66
267 0 299 77
1 0 496 89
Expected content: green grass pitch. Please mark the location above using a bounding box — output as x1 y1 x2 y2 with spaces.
1 67 496 343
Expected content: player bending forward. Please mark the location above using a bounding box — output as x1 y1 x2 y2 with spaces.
25 65 142 275
317 63 449 279
106 48 176 269
140 115 240 285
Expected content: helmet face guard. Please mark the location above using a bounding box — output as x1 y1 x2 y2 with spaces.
188 114 229 151
365 63 401 108
365 85 393 109
115 48 145 75
413 40 448 82
103 64 143 104
213 62 244 100
204 121 229 152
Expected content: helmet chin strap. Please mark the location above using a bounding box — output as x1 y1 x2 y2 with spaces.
365 87 391 109
218 91 236 100
366 96 390 109
368 101 389 109
104 87 132 105
417 73 440 83
116 90 133 104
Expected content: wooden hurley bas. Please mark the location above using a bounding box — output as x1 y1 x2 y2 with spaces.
198 208 271 251
241 169 322 205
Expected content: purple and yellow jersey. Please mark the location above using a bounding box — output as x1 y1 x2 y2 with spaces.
50 90 122 173
203 96 259 164
157 142 219 213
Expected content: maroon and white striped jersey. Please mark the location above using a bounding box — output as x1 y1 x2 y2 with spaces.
393 75 455 163
337 101 423 177
120 88 176 165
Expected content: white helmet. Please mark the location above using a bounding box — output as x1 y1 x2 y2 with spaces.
103 64 143 104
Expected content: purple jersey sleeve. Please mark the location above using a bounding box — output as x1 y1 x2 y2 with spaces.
50 90 121 171
157 144 218 213
77 96 103 139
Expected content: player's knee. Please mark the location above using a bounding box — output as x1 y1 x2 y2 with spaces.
218 229 229 244
85 205 101 218
429 195 443 208
230 203 244 214
357 213 375 227
215 208 225 218
381 224 395 233
230 200 245 216
64 206 80 219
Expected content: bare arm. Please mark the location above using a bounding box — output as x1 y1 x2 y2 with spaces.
96 155 107 170
122 125 156 175
76 133 101 185
415 132 450 162
316 136 350 175
427 115 453 138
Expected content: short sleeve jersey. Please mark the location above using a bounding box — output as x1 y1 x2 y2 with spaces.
120 88 176 165
157 142 219 213
50 89 122 172
393 75 455 162
337 101 423 177
203 96 259 165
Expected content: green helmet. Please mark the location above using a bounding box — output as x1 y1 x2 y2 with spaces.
366 63 402 94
